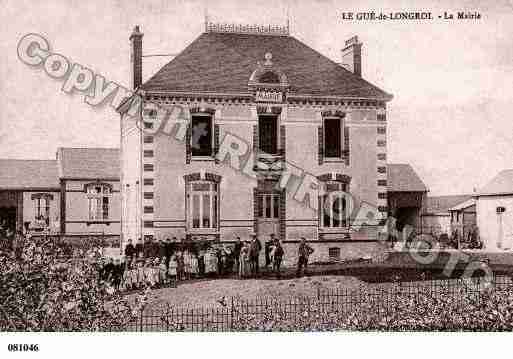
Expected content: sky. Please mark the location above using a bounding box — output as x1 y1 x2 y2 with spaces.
1 0 512 196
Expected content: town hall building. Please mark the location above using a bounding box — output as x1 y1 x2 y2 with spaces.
118 23 394 261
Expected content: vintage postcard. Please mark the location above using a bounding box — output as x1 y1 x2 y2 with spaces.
1 0 513 356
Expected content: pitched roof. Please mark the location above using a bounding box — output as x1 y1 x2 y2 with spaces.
449 198 476 212
477 169 513 196
387 164 428 192
425 195 472 214
57 148 120 180
141 32 391 99
0 160 60 189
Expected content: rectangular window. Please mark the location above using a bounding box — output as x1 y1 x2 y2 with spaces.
144 121 153 129
144 164 154 172
143 150 154 157
143 178 154 186
33 197 50 225
102 197 109 219
257 193 280 219
191 115 213 156
324 118 342 158
143 192 154 199
143 136 154 143
188 181 218 229
192 195 200 228
86 183 111 220
258 115 278 155
320 182 347 228
144 206 154 214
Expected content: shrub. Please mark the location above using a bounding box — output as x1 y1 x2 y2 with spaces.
0 235 141 331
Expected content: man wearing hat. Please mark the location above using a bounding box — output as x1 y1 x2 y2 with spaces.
233 236 242 275
264 234 275 270
296 237 314 277
249 233 262 277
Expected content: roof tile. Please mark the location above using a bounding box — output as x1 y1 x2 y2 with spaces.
141 32 391 99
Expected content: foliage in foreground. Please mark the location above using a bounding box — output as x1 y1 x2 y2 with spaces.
228 285 513 331
0 236 145 331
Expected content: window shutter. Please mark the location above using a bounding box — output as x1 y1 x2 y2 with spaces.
318 126 324 165
279 188 286 240
279 125 286 159
186 122 191 164
253 125 259 154
253 188 258 233
344 126 350 166
214 124 220 164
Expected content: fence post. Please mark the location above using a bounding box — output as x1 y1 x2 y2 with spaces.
139 308 143 332
230 296 234 331
317 285 320 300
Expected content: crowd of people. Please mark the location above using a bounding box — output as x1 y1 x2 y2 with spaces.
1 219 317 293
97 234 315 293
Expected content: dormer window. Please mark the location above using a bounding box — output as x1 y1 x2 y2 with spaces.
85 183 112 220
259 71 280 84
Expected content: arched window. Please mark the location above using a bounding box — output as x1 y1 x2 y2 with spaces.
259 71 280 84
85 183 112 220
320 181 348 228
186 180 218 230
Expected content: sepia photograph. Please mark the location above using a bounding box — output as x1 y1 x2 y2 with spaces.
1 0 513 356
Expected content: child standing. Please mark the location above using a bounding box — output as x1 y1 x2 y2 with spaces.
168 254 178 287
135 260 145 290
158 258 168 286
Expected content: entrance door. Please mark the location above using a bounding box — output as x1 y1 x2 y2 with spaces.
0 207 16 236
256 193 281 238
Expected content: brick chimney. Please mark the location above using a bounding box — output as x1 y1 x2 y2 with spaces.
129 25 143 90
341 35 362 77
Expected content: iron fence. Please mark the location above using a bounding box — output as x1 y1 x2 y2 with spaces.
102 274 513 332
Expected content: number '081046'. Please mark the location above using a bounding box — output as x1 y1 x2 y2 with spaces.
7 344 39 352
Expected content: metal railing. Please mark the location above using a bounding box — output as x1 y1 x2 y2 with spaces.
103 275 513 332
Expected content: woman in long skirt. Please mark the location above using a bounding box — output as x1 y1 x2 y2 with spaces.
239 243 249 278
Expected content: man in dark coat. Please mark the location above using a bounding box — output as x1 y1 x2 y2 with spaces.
150 238 160 258
158 239 167 260
273 239 284 278
124 239 135 265
103 258 115 284
264 234 274 269
233 236 242 275
143 238 153 258
249 234 262 277
164 237 175 269
112 258 124 291
135 238 143 258
296 237 314 277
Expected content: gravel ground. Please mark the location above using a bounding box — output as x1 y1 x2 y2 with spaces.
136 275 368 310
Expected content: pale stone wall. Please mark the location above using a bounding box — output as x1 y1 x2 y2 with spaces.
476 195 513 250
65 180 121 235
22 191 60 233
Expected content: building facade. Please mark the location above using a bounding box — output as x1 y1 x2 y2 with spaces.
0 148 120 242
387 164 428 232
475 169 513 250
421 195 472 235
119 24 393 262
